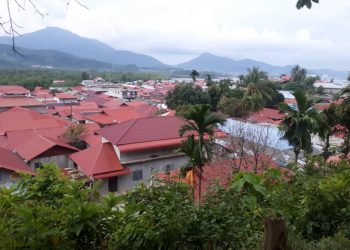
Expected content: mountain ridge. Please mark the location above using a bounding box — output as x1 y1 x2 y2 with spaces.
0 27 167 69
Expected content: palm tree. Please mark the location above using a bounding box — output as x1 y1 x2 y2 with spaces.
291 64 307 83
318 104 340 159
190 69 200 84
179 105 226 202
242 67 270 113
245 66 268 84
279 89 321 164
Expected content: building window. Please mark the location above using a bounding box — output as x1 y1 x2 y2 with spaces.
132 170 143 181
34 162 43 170
165 164 175 174
108 176 118 192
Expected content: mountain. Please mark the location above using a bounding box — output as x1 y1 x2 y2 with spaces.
177 53 348 78
177 53 293 75
0 27 166 69
0 44 140 71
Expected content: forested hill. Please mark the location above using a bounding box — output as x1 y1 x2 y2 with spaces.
0 27 167 68
0 44 133 70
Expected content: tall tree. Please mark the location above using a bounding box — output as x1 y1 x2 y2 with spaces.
179 105 226 202
279 89 321 164
190 69 200 84
291 65 307 84
245 67 268 84
318 104 340 159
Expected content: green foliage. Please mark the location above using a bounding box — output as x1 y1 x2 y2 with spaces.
218 96 248 118
165 84 210 109
2 161 350 249
0 69 165 90
279 89 321 162
110 182 196 249
0 164 120 249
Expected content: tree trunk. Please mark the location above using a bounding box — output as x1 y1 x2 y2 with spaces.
323 135 330 160
198 166 203 203
262 218 287 250
294 147 299 165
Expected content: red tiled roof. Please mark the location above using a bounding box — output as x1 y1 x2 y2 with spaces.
0 146 35 175
7 130 78 161
84 113 118 125
55 93 77 99
70 142 129 179
0 85 30 95
0 97 44 108
159 154 285 202
250 108 285 125
97 116 187 145
101 99 125 108
0 107 66 135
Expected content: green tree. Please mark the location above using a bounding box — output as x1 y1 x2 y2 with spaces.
318 104 340 159
81 71 90 80
190 69 200 83
245 66 268 84
165 84 209 109
61 124 88 149
279 89 321 164
291 65 307 84
179 105 226 202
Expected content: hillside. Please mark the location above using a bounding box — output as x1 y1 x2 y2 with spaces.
0 44 139 70
0 27 167 69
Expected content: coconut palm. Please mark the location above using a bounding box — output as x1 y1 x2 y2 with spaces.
245 66 268 84
242 67 271 113
179 105 226 202
190 69 200 84
279 89 321 164
291 64 307 83
318 104 340 159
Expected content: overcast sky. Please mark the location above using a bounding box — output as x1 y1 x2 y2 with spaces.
1 0 350 70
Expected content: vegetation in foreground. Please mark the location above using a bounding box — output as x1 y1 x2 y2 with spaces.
1 160 350 249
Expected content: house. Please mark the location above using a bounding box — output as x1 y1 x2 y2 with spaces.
0 85 30 97
54 93 78 104
0 97 46 113
6 130 78 170
70 142 131 194
95 116 227 194
0 107 78 170
104 88 137 100
0 146 35 187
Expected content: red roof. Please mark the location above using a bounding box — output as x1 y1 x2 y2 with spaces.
97 116 187 145
250 108 285 125
70 142 129 179
159 154 285 202
101 99 125 108
97 116 227 151
84 113 118 125
0 146 35 175
0 85 30 95
7 130 78 161
0 97 44 108
55 93 77 99
0 107 67 135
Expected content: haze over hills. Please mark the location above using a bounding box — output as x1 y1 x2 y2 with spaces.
0 27 166 69
0 44 140 71
0 27 347 78
177 52 348 78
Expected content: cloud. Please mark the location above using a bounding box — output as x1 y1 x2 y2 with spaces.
1 0 350 70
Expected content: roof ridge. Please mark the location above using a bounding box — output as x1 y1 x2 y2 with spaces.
116 119 138 144
91 143 104 175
